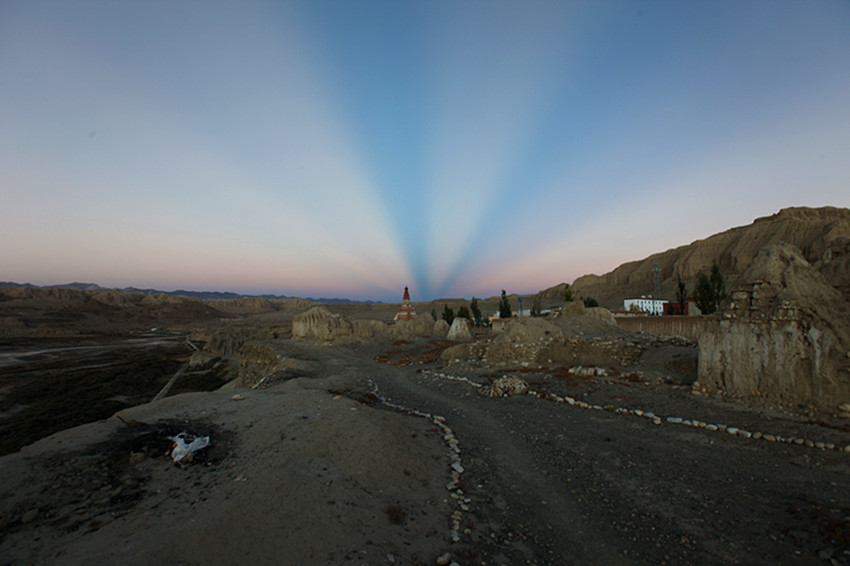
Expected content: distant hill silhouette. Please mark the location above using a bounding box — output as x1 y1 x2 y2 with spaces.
0 282 381 305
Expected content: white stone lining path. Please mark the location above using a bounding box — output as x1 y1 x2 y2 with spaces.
420 369 850 455
366 379 470 558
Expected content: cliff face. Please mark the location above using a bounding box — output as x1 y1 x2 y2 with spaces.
564 207 850 308
697 243 850 413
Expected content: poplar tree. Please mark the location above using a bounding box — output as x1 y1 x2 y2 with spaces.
499 290 512 319
470 297 482 324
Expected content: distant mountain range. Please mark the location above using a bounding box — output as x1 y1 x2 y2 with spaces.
0 281 382 305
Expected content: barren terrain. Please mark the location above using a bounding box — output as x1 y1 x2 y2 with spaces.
2 318 849 565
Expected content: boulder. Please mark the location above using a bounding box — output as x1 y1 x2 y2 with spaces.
698 243 850 413
447 318 472 340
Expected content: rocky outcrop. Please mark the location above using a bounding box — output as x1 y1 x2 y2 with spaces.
447 318 472 340
566 207 850 308
188 326 286 359
292 307 354 341
697 243 850 413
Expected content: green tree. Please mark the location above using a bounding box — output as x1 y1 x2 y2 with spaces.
694 261 726 314
431 309 437 321
442 305 455 325
694 272 714 314
457 306 470 320
582 296 599 308
710 261 726 307
562 283 573 303
470 297 482 325
675 273 688 315
499 290 512 319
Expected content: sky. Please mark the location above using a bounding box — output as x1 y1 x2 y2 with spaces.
2 0 849 302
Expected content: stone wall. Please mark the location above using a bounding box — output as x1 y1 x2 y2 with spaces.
616 316 706 342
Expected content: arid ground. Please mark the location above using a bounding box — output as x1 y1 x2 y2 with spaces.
1 303 849 565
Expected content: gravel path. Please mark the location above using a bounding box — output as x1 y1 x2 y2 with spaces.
337 342 850 566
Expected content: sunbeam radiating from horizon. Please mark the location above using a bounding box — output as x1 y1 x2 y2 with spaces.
2 1 849 301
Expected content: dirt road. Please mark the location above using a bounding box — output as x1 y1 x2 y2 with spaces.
359 341 850 565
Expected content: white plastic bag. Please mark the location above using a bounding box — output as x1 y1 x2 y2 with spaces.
167 432 210 463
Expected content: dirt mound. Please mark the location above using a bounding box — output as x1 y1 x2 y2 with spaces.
483 318 563 367
698 243 850 413
433 319 450 337
387 314 435 339
554 301 622 338
447 318 472 340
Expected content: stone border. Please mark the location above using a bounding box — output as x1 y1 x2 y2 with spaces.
421 370 850 454
366 379 469 564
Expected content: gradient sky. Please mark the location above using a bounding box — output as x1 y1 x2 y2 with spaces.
2 1 849 302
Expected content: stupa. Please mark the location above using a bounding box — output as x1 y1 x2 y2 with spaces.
393 286 417 321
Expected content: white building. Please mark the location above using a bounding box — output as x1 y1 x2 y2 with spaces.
623 296 668 316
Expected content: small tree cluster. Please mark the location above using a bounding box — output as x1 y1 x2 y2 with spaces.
562 283 573 303
442 304 455 325
581 296 599 308
457 306 470 320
